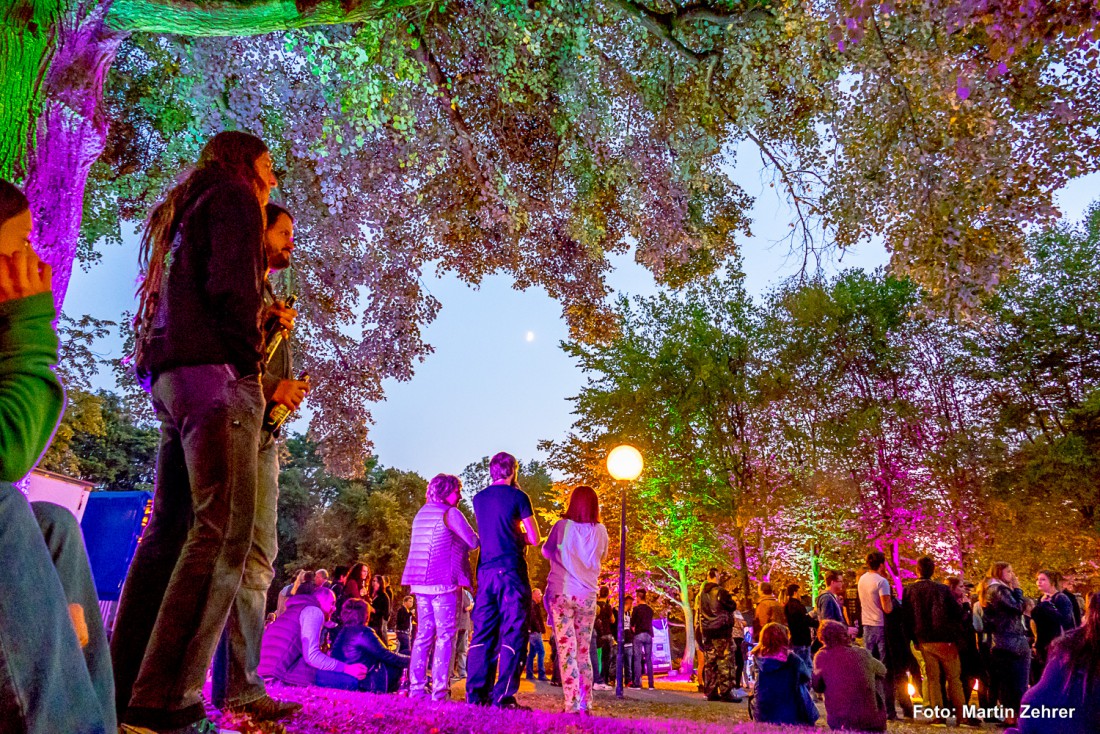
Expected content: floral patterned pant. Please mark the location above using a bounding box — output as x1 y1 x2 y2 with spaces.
549 592 597 711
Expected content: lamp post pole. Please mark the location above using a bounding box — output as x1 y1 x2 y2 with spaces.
605 444 642 701
616 478 627 699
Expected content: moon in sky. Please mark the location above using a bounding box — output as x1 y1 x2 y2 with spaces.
525 331 535 342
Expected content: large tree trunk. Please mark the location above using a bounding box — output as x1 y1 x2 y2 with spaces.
0 1 67 179
24 1 125 309
677 562 697 677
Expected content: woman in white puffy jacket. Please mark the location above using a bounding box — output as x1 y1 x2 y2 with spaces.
542 485 609 713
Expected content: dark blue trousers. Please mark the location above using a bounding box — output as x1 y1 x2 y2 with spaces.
466 566 530 706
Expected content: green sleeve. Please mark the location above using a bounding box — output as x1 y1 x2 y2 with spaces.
0 292 65 482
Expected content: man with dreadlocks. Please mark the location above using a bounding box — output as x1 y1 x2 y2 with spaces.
111 131 276 734
211 201 309 726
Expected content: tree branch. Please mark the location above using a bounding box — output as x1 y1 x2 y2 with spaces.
108 0 426 35
607 0 712 63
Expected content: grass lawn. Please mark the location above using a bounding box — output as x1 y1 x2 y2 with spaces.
227 677 953 734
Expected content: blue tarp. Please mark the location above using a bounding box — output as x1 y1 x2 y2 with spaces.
81 490 152 601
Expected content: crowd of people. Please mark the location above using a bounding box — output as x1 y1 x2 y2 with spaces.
0 132 1098 734
685 554 1098 733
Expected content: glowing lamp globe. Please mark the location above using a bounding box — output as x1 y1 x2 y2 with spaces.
607 445 643 481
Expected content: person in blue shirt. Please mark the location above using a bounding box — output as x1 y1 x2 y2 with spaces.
465 452 541 709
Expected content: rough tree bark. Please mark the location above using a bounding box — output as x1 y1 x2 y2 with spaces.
24 1 125 309
0 0 66 179
677 562 697 677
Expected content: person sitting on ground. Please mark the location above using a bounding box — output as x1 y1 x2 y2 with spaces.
1009 590 1100 734
749 622 819 726
316 599 411 693
812 620 888 732
258 582 368 687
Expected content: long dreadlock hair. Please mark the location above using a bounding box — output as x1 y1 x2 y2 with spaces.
133 131 269 362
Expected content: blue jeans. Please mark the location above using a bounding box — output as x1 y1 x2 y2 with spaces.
212 434 280 708
111 364 264 730
410 590 459 701
466 566 531 706
864 625 886 662
0 489 116 734
633 632 654 687
792 644 813 670
526 632 546 678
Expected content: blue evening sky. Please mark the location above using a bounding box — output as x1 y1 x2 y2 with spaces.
65 155 1100 480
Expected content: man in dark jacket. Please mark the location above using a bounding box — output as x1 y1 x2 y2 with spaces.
905 556 966 725
211 202 305 724
785 583 817 669
631 589 656 688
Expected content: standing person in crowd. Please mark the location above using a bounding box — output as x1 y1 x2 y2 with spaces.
1010 591 1100 734
784 583 816 669
1030 569 1076 681
0 179 116 734
258 583 368 688
731 595 748 695
401 473 478 701
317 599 410 694
210 200 306 725
330 566 350 599
396 596 416 656
948 577 988 710
812 620 888 732
452 588 474 681
695 568 719 677
313 569 330 588
542 485 609 714
698 571 739 701
111 131 275 734
858 551 895 663
816 571 849 628
466 452 540 709
982 562 1031 727
750 623 819 725
368 575 391 638
592 585 617 689
622 595 635 686
631 589 656 689
844 570 863 634
754 581 787 631
526 589 549 681
884 589 916 720
344 563 369 602
542 516 567 689
905 556 968 726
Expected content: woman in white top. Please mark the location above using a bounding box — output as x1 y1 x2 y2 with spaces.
542 485 609 713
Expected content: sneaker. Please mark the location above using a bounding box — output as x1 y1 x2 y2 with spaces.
227 696 303 722
550 680 562 687
733 687 749 698
593 683 612 691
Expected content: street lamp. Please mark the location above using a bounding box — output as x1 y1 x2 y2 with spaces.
607 444 643 699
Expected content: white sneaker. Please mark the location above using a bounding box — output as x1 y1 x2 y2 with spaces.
593 683 612 691
733 687 749 698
